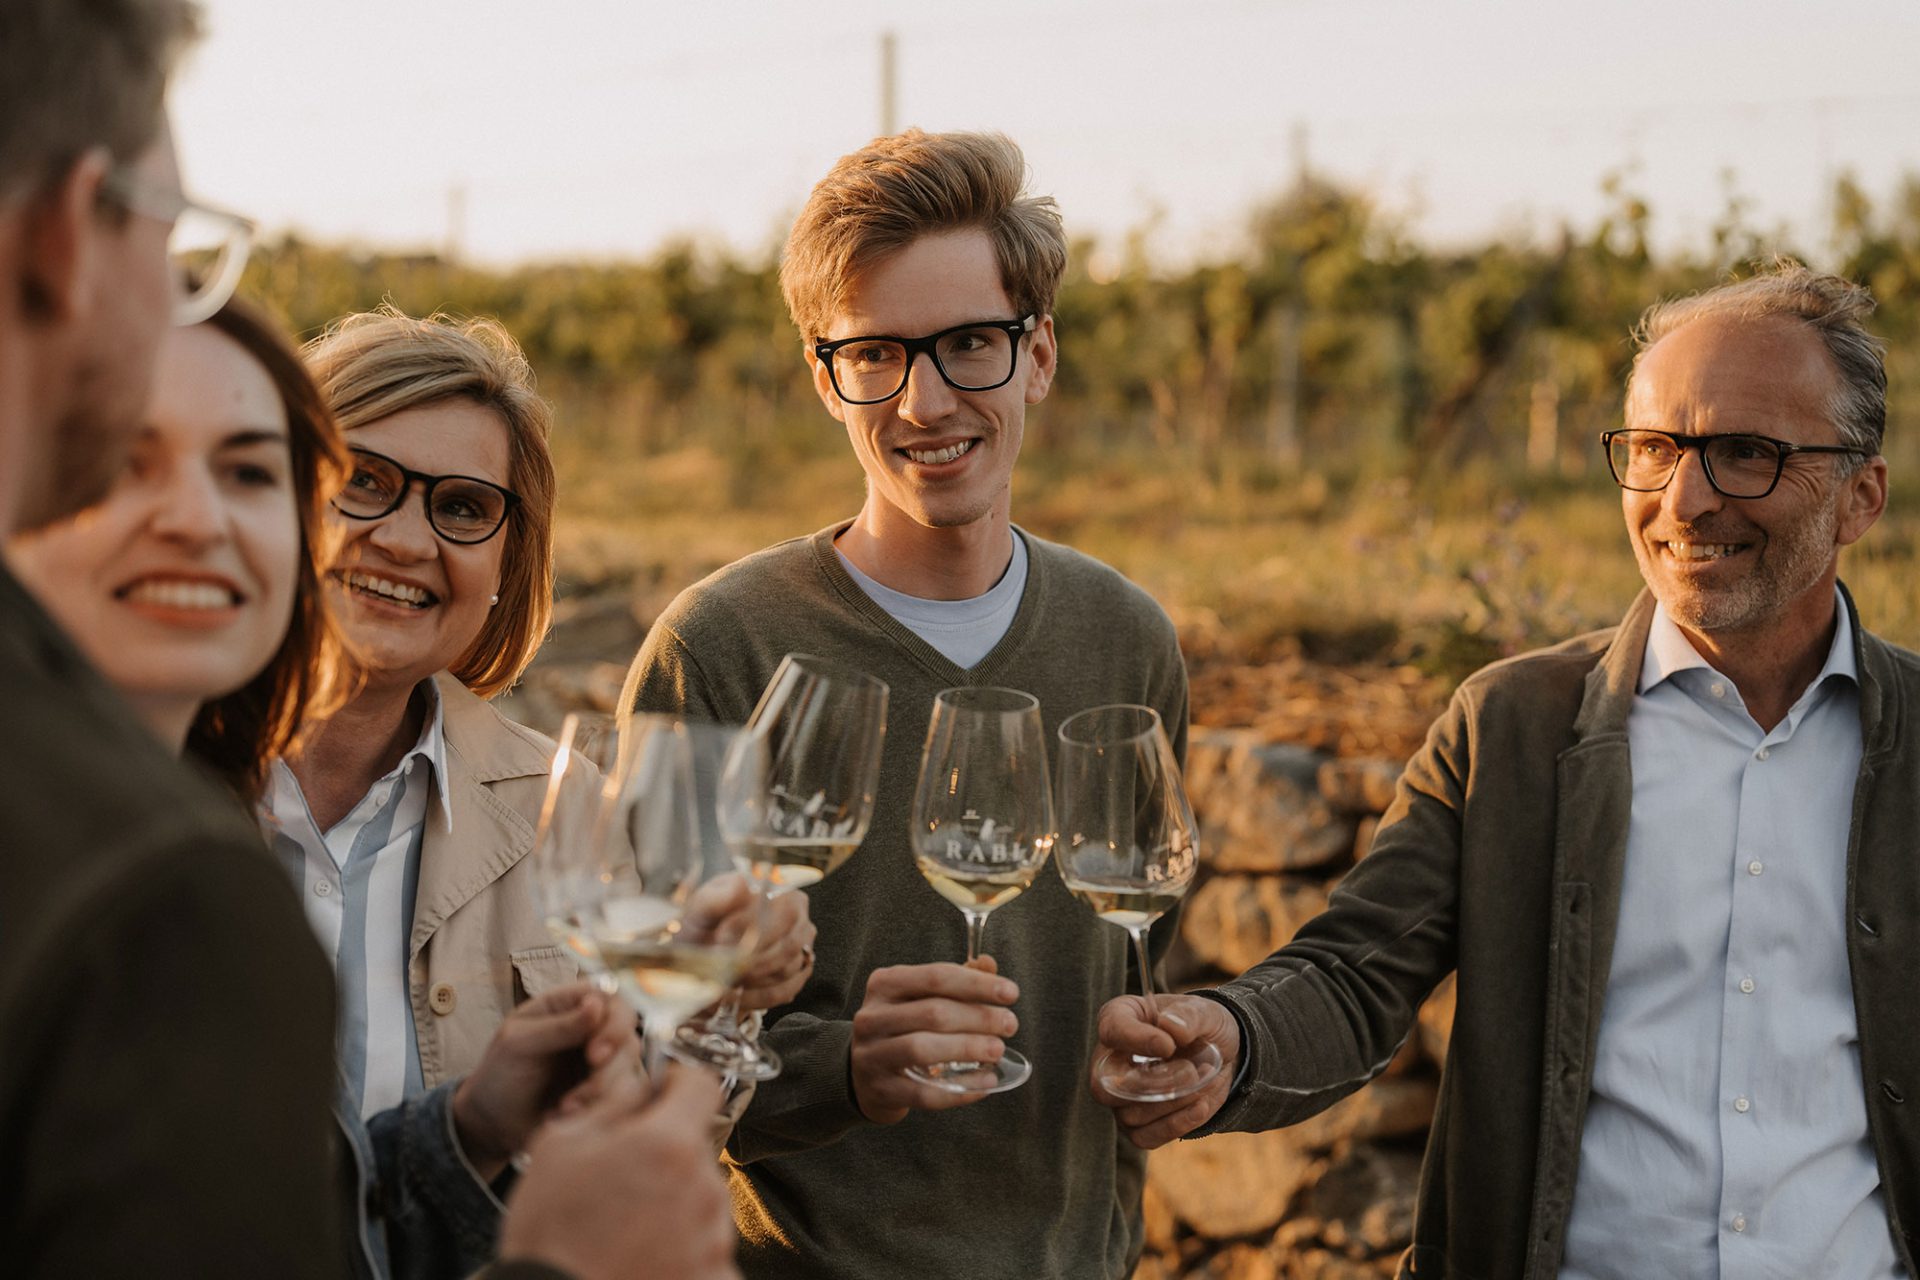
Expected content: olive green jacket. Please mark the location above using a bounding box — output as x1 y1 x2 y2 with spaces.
1208 587 1920 1279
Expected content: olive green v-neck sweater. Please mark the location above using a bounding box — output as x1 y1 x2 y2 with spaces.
623 522 1189 1280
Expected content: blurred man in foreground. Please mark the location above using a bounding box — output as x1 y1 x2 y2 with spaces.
0 4 735 1277
1095 263 1920 1278
0 2 346 1271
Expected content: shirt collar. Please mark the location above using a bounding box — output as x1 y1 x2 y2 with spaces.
404 676 454 834
1638 584 1858 697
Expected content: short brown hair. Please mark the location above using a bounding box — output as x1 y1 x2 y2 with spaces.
780 129 1067 342
0 0 199 200
187 297 352 805
304 308 556 699
1631 261 1887 462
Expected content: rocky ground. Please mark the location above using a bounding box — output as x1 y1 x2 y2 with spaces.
500 585 1454 1280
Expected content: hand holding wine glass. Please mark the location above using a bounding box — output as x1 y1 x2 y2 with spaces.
1055 704 1220 1103
904 686 1054 1095
1092 991 1241 1148
672 655 886 1081
581 714 765 1080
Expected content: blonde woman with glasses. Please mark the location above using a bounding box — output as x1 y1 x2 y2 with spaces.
282 309 815 1125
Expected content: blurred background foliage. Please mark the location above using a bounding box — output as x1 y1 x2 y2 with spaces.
237 168 1920 685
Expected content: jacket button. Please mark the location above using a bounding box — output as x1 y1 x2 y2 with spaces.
429 983 457 1016
1884 1080 1906 1105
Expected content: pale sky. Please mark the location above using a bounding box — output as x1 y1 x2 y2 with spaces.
171 0 1920 268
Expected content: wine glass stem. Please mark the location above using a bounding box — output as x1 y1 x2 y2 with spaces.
711 990 746 1035
1128 923 1158 1022
642 1019 670 1083
964 909 988 964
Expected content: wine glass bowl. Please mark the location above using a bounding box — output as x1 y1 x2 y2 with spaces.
738 653 889 893
665 720 787 1082
1054 703 1219 1103
904 685 1054 1095
529 712 626 993
580 714 766 1079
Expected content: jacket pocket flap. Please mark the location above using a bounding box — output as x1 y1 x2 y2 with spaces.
509 945 581 1003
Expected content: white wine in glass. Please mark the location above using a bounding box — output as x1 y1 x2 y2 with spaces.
1055 703 1220 1103
668 720 787 1082
736 653 888 895
905 686 1055 1095
581 714 764 1079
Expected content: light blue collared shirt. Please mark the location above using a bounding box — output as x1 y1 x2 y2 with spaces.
1561 590 1901 1279
265 678 453 1120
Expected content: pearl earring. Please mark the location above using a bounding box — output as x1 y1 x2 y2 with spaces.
489 594 499 606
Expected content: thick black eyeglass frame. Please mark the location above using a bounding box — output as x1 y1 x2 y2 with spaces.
1599 428 1869 499
813 314 1038 405
333 446 523 545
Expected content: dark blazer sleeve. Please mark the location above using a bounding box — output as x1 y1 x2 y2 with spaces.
362 1081 507 1280
1202 679 1469 1134
10 837 346 1278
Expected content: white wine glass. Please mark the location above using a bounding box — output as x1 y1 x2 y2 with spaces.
529 711 625 993
905 686 1055 1095
1054 703 1220 1102
668 720 786 1081
737 652 889 892
581 714 766 1080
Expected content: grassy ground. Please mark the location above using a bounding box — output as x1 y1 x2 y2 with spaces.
551 439 1920 690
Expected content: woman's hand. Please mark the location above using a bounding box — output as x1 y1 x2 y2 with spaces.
450 981 641 1180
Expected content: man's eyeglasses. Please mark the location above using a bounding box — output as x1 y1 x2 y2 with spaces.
1601 428 1869 500
814 315 1037 405
98 165 254 327
333 447 522 545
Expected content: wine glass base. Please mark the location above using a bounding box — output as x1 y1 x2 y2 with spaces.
670 1023 783 1082
1093 1043 1222 1102
905 1049 1031 1095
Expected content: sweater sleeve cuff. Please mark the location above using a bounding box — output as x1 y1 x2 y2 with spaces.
729 1016 871 1161
1185 985 1267 1137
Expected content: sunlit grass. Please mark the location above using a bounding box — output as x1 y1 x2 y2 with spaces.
551 437 1920 686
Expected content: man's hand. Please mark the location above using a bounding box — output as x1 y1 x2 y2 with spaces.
451 982 640 1180
734 883 816 1011
850 956 1018 1124
1091 993 1240 1149
498 1065 738 1280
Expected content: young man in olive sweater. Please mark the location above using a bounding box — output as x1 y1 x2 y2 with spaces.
623 130 1189 1279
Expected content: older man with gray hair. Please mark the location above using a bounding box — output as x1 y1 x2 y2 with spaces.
1096 263 1920 1279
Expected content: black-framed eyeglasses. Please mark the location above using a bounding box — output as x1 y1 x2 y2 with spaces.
332 447 522 544
1600 428 1868 500
98 165 255 327
814 314 1037 405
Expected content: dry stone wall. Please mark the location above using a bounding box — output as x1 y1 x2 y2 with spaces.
1143 718 1452 1280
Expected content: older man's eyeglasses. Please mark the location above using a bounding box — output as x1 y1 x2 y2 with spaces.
98 166 254 328
333 448 522 545
814 315 1037 405
1601 428 1869 500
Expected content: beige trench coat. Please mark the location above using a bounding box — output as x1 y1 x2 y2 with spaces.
408 671 580 1086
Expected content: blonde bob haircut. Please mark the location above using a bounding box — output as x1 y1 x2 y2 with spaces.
780 128 1068 343
303 307 556 699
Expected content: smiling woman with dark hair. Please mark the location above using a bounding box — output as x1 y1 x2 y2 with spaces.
10 296 349 792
